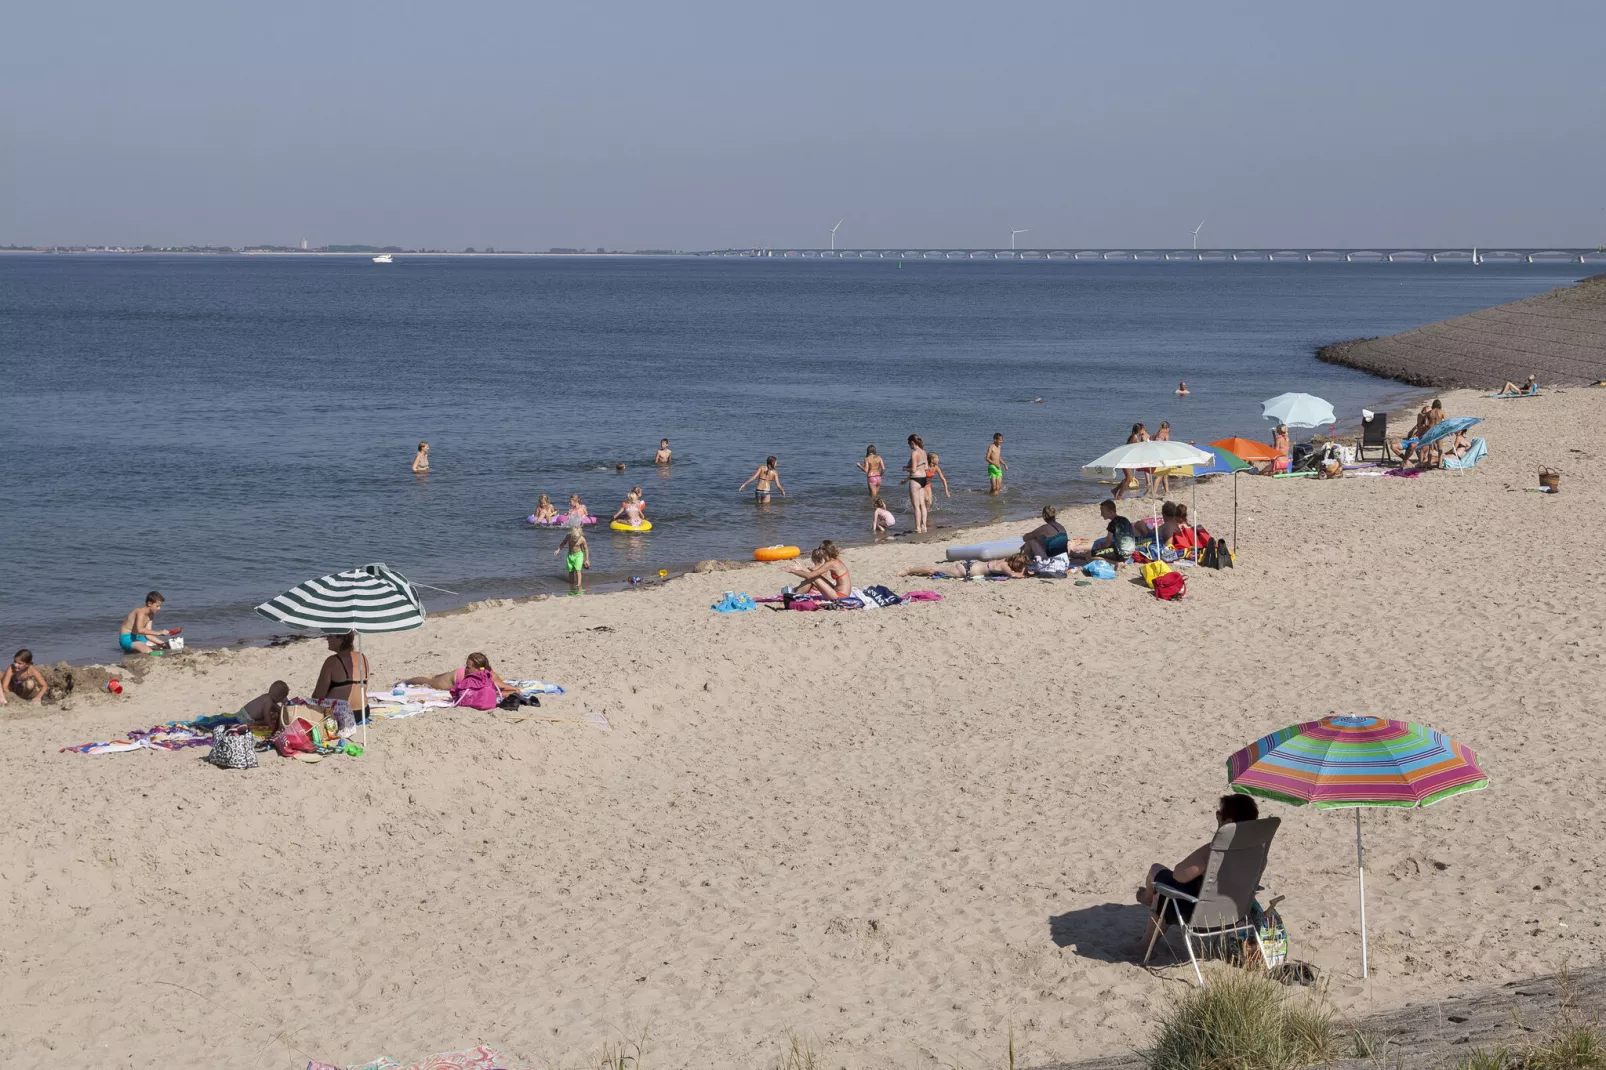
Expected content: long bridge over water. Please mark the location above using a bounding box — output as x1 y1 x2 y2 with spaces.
694 247 1606 264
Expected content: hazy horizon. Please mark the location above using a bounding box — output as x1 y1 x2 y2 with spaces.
4 1 1603 251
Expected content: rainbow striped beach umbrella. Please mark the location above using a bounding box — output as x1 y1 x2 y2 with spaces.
1226 715 1489 978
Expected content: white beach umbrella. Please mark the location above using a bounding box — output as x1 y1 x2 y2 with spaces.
1261 392 1336 429
256 562 426 750
1083 442 1216 554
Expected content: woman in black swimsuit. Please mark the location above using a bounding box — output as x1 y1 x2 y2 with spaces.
906 434 930 534
312 632 370 717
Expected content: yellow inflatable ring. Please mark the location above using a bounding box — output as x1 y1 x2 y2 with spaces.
610 519 653 532
753 545 801 562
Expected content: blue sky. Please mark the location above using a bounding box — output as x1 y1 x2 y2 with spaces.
3 1 1601 249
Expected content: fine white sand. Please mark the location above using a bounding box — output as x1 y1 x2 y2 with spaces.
2 387 1601 1069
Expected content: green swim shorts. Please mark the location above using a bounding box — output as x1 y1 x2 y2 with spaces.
987 464 1003 480
565 551 585 572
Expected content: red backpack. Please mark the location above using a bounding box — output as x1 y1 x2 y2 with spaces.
1153 571 1186 601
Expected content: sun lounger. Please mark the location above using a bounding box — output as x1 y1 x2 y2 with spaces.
1356 411 1393 462
1440 436 1487 470
1144 816 1281 986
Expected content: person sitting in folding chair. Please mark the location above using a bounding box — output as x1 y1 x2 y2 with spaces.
1134 793 1275 980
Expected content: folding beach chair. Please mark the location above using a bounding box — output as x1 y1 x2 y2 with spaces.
1356 412 1392 462
1143 816 1282 986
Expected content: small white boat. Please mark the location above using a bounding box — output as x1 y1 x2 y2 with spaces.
372 254 393 264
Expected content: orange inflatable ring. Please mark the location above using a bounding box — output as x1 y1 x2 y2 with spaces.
753 545 801 562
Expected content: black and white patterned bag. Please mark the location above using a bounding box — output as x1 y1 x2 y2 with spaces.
208 725 258 769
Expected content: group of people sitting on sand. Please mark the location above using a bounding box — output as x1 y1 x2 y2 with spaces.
1394 398 1474 467
232 644 526 732
783 541 852 602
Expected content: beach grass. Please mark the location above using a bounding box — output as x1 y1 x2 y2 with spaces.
1148 969 1338 1070
1453 1025 1606 1070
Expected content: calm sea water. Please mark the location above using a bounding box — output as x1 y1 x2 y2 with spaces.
0 254 1582 662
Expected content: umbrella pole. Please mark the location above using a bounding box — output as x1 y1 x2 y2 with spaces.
1232 471 1239 554
1356 807 1369 979
358 631 368 753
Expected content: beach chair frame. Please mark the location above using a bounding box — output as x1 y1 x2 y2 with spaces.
1357 412 1393 463
1143 816 1281 986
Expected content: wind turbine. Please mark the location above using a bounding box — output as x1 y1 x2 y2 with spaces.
1191 220 1206 250
830 218 843 251
1010 228 1028 251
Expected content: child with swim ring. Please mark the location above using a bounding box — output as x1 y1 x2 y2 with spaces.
532 494 558 524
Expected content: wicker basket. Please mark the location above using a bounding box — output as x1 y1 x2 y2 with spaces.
1539 466 1562 491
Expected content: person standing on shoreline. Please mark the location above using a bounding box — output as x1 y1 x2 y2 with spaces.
556 525 590 592
411 441 430 473
905 435 930 533
985 433 1007 495
857 445 885 498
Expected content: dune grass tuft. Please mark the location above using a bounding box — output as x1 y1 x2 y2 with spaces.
1455 1024 1606 1070
1148 969 1337 1070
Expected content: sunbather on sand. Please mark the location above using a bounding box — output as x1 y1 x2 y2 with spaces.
785 542 851 600
1 649 49 705
1022 505 1068 560
1499 375 1537 396
403 652 519 697
312 632 369 713
1439 430 1473 463
903 551 1030 580
1133 793 1261 955
1070 501 1136 562
237 680 290 728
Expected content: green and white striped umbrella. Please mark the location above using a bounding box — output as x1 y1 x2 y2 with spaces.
255 562 425 634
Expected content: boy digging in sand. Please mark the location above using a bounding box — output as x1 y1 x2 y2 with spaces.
119 591 176 655
556 525 590 592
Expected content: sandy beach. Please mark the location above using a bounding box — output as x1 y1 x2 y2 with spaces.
2 385 1602 1069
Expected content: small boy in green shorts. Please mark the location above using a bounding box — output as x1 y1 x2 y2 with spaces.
555 526 590 592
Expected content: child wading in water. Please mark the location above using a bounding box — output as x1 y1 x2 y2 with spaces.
872 497 896 534
556 525 590 592
857 445 886 498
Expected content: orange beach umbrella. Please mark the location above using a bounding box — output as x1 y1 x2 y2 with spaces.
1210 437 1279 462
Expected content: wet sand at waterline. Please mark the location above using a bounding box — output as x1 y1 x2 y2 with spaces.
2 386 1601 1069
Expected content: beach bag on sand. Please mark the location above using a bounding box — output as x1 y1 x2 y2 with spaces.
208 725 258 769
450 669 500 710
1082 559 1116 580
1152 572 1186 601
1140 560 1173 588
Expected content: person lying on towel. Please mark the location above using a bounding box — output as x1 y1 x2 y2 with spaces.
902 551 1030 580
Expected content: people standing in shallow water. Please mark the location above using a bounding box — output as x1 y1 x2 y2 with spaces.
905 435 930 533
985 433 1007 495
655 439 672 464
739 456 785 503
412 441 430 472
1176 381 1190 396
857 445 886 498
925 452 951 508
